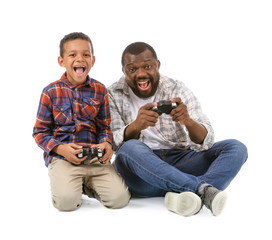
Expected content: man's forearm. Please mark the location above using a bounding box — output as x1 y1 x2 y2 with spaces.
185 119 207 144
124 121 141 141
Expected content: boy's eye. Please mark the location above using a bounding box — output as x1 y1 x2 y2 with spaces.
69 54 76 57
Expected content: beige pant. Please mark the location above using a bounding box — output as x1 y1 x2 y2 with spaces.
48 157 130 211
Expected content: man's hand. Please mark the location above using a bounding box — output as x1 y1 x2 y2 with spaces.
124 102 159 140
134 102 159 130
53 143 87 165
170 97 207 144
170 97 192 125
92 142 113 164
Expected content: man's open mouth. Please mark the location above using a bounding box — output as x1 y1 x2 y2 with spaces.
137 79 150 91
74 66 86 75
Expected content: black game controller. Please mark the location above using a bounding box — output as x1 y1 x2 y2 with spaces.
152 100 178 115
77 147 105 159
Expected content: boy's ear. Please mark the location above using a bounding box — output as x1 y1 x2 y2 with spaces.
91 56 96 67
58 56 64 67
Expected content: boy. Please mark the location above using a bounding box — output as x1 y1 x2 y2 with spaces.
33 32 130 211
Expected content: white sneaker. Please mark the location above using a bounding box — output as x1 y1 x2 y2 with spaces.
164 192 202 217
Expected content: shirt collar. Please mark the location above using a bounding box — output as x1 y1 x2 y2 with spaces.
60 73 92 88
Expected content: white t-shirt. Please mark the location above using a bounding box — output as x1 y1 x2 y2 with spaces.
128 88 172 150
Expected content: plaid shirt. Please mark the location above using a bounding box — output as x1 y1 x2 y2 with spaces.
108 74 214 152
33 73 112 167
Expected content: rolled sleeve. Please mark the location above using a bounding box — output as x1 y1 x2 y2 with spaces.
108 92 129 151
189 122 214 151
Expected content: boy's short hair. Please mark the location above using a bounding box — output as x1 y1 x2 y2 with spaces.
121 42 158 66
59 32 94 57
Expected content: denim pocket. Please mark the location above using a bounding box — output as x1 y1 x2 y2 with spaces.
53 104 73 125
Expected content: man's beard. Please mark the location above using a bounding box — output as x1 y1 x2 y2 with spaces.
130 75 160 99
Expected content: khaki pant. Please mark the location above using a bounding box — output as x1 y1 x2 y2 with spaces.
48 157 130 211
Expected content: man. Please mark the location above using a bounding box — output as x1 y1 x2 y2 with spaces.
108 42 247 216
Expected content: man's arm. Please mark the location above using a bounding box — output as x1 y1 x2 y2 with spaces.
124 102 159 141
170 97 207 144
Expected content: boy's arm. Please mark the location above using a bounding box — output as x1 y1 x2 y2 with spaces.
94 90 113 162
33 90 61 155
95 91 113 145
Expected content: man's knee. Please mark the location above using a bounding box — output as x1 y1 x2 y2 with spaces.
227 139 248 163
119 139 144 152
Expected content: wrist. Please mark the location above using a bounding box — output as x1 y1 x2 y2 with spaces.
130 121 141 133
124 122 141 140
52 144 63 155
184 118 195 128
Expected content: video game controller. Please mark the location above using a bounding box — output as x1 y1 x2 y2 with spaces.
77 147 105 159
152 100 178 115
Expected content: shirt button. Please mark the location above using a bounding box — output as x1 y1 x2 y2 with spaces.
204 145 209 150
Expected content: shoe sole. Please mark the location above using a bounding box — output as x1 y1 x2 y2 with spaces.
165 192 202 217
211 191 227 216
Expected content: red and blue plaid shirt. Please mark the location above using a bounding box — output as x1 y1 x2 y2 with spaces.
33 73 113 167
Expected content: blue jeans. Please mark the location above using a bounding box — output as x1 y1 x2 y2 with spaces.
114 139 248 197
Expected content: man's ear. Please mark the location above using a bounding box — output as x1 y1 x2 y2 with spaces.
157 60 161 69
58 56 64 67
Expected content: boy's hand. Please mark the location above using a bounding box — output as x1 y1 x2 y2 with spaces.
53 143 87 165
92 142 113 164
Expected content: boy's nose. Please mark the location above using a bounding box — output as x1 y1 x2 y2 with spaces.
76 54 84 61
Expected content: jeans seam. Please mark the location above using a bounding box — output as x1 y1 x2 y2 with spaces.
204 146 224 175
122 151 196 192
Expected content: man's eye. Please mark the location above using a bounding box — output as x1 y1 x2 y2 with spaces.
145 65 151 70
129 68 136 73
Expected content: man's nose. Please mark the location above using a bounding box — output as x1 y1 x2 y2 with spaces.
136 68 147 78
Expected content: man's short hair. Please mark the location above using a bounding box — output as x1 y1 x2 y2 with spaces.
121 42 158 66
59 32 94 57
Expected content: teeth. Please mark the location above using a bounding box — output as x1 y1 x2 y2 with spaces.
138 80 148 85
74 66 86 69
138 80 149 89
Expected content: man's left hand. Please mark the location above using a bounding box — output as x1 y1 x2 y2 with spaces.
170 97 192 125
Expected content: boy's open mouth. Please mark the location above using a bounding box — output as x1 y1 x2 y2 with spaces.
74 66 86 76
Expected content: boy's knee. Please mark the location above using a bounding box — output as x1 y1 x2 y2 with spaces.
102 187 131 209
52 192 82 211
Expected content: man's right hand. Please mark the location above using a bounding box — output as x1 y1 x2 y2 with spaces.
124 102 159 140
53 143 87 165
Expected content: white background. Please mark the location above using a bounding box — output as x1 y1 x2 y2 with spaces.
1 0 271 239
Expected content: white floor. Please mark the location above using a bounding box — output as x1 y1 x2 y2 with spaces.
1 150 270 240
